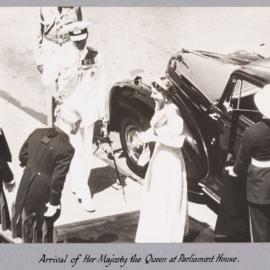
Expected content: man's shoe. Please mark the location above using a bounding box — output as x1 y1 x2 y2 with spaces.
81 200 96 212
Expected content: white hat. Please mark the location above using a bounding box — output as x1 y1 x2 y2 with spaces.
152 76 172 92
64 21 90 41
254 85 270 118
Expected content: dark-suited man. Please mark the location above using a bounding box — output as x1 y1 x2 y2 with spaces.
0 128 15 228
14 108 80 241
229 85 270 242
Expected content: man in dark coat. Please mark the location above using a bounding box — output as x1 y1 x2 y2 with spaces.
14 108 80 241
0 128 15 228
228 85 270 242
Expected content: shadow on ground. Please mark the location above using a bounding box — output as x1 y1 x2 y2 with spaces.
89 166 126 195
63 213 214 243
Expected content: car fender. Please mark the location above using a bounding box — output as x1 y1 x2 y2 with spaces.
109 81 154 131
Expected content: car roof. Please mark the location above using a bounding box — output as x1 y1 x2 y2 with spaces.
172 49 269 101
243 58 270 84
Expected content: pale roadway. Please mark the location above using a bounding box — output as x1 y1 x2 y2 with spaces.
0 7 269 116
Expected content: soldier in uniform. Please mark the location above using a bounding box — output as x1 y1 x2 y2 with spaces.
14 108 79 241
33 6 85 126
58 26 108 212
0 128 15 228
228 85 270 242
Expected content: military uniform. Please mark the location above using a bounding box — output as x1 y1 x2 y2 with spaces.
233 119 270 242
33 7 83 126
14 127 74 239
61 47 108 211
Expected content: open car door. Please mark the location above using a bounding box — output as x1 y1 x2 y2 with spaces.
214 75 263 242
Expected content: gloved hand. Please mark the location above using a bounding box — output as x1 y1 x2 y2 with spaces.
137 128 155 144
100 119 109 137
44 203 60 217
54 93 63 106
225 166 238 177
132 131 144 148
4 180 15 192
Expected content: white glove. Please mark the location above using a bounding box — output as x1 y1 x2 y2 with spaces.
4 181 16 192
225 166 238 177
138 129 155 144
44 203 60 217
101 119 108 137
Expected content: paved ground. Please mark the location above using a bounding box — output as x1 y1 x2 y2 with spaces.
1 7 270 121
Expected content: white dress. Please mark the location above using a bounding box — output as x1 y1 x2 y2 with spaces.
135 103 188 243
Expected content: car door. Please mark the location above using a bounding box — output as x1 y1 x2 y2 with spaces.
217 74 262 164
200 74 262 200
174 75 225 179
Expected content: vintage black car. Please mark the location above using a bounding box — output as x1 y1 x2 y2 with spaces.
108 49 269 204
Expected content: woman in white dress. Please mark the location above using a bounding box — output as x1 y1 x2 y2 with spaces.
135 78 188 243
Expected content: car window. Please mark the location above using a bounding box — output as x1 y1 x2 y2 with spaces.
224 79 262 123
232 80 258 101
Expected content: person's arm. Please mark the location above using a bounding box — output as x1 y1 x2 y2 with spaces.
32 7 44 71
44 145 74 217
19 132 33 167
49 146 74 206
233 128 252 176
139 110 185 148
95 58 109 121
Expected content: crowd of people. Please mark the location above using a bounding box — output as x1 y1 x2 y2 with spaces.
1 6 270 243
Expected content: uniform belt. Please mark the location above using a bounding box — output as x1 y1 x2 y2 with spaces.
251 158 270 168
44 35 70 45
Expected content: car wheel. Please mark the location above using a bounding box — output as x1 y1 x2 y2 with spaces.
119 115 153 177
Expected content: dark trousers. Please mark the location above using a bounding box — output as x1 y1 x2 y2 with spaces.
215 171 250 242
0 184 11 229
249 202 270 242
16 207 60 243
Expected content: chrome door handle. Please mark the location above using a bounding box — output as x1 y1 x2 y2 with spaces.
209 112 220 121
200 104 208 112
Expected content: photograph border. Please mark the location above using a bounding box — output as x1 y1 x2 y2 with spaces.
1 1 270 269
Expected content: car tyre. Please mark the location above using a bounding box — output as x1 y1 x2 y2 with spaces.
119 115 153 177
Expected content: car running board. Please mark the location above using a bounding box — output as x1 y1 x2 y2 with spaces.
198 182 221 204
